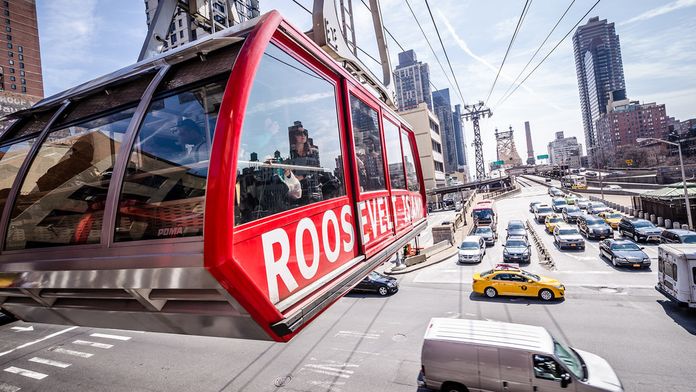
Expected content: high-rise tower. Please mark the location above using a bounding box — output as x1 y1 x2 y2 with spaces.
573 17 626 167
432 89 457 173
393 50 433 112
525 121 535 165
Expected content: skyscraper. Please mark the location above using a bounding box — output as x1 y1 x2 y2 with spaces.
144 0 260 52
393 49 433 112
452 104 468 175
432 89 457 173
572 17 626 166
0 0 43 124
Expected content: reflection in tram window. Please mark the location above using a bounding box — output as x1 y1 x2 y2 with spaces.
0 139 35 218
401 131 420 192
350 96 386 192
5 108 135 250
383 120 406 190
115 79 226 241
234 44 345 226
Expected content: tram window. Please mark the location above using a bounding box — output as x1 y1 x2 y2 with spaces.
115 79 226 241
401 131 420 192
383 119 405 190
351 96 386 192
0 110 55 143
0 117 18 136
5 107 135 250
0 138 35 219
234 44 345 226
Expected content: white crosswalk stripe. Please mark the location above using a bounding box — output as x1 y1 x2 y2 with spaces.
72 340 113 349
28 357 71 368
3 367 48 380
0 382 21 392
89 333 131 341
49 347 93 358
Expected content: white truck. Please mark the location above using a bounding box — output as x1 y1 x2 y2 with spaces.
656 244 696 308
419 318 623 392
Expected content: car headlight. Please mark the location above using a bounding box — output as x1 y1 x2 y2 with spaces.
554 284 563 289
388 281 397 287
616 257 627 262
643 258 650 263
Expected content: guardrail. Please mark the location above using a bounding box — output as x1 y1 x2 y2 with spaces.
526 219 555 269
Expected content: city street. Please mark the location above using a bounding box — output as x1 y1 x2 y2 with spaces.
1 183 695 392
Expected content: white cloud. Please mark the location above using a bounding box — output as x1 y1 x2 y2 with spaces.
619 0 696 25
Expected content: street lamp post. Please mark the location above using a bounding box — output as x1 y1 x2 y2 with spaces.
637 137 692 230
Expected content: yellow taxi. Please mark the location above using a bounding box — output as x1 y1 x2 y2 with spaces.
544 214 564 233
598 211 622 230
472 264 565 301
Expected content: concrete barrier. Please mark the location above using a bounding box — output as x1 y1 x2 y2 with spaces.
674 221 681 229
432 224 455 245
682 224 690 230
658 217 664 226
665 219 671 228
404 240 450 267
638 211 643 219
650 214 656 223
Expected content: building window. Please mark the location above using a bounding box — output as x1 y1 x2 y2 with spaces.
234 44 346 226
6 50 11 57
170 34 177 44
20 78 24 84
18 62 22 69
17 53 22 61
8 67 13 73
8 75 13 81
7 59 12 65
21 86 25 92
19 70 23 76
179 30 184 38
6 43 11 49
4 26 8 32
351 96 386 192
6 34 10 41
3 10 9 17
10 84 15 89
384 119 406 190
17 45 21 53
178 19 183 27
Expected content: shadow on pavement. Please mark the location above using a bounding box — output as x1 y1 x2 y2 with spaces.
468 292 565 305
656 299 696 335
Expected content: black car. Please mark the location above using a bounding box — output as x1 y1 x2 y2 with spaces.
599 239 651 268
561 206 583 223
0 309 16 326
506 220 527 239
660 229 696 244
577 215 613 240
502 237 531 263
352 271 398 296
618 217 663 243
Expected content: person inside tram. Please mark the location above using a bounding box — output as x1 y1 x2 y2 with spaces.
284 121 322 203
173 118 209 166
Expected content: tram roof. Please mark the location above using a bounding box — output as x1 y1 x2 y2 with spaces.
6 14 259 119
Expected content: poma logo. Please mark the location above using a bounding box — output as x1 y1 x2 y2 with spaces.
157 227 184 237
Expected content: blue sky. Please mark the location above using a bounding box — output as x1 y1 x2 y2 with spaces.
37 0 696 171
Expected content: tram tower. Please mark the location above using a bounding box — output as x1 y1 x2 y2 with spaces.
495 126 523 167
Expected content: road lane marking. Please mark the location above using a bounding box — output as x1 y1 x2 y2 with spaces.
72 340 113 349
334 330 379 339
89 333 131 341
0 326 78 358
3 367 48 380
0 382 21 392
28 357 71 368
49 347 93 358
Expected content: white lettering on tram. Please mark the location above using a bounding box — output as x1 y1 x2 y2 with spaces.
262 207 356 304
377 198 386 234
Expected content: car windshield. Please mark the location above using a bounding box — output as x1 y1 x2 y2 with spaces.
606 213 621 219
558 229 578 235
554 200 567 205
554 340 585 379
577 198 589 203
587 218 605 225
538 207 552 213
611 242 640 251
682 235 696 244
475 227 492 234
508 222 524 230
460 241 480 250
480 269 494 277
473 210 494 220
549 217 563 223
591 203 606 208
634 221 655 228
506 240 527 248
368 272 382 280
565 207 580 213
520 270 540 281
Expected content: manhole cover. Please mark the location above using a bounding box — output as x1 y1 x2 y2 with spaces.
392 333 407 342
274 375 292 387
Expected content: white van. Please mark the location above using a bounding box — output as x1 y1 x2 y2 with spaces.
419 318 623 392
656 244 696 308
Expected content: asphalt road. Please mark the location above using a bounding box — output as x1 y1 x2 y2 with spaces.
1 183 695 392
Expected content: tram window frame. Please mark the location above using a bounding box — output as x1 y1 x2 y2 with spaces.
348 92 388 195
0 136 38 223
401 129 421 192
113 73 230 243
4 105 137 251
382 116 406 191
233 41 348 227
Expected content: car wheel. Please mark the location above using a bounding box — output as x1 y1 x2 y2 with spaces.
378 286 389 296
484 287 498 298
539 289 554 301
612 256 617 267
633 233 639 242
441 382 468 392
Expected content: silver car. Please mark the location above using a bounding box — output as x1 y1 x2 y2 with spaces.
458 236 485 264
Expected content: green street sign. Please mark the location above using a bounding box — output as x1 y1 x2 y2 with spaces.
493 160 505 165
537 154 549 159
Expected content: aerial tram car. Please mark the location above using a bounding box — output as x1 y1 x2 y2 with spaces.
0 10 426 342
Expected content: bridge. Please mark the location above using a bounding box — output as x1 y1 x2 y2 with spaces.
426 175 513 196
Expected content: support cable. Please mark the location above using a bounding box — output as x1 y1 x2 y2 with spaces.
484 0 532 103
496 0 602 108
